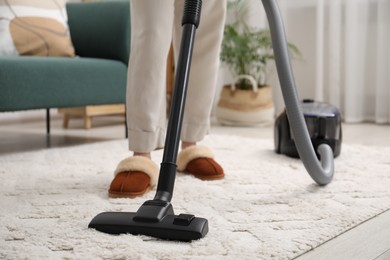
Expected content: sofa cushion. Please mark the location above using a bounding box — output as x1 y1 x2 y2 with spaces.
0 0 75 57
0 56 127 111
66 1 130 65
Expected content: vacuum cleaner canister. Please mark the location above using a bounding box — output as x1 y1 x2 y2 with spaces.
274 99 342 158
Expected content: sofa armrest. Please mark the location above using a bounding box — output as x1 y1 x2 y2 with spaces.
66 1 130 65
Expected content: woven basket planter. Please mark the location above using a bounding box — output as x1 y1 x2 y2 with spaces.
216 75 274 126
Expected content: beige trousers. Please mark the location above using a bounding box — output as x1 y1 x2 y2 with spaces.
126 0 226 153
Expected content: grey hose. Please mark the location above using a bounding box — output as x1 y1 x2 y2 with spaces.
261 0 334 185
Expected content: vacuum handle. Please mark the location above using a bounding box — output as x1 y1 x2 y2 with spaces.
261 0 334 185
182 0 202 28
155 0 202 202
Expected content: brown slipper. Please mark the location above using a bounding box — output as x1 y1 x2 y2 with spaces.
177 146 224 180
108 156 158 198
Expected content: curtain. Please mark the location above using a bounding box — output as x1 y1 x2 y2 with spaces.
270 0 390 123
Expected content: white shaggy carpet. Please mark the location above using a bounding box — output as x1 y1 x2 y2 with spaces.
1 134 390 260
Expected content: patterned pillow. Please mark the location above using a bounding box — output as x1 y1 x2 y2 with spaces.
0 0 75 57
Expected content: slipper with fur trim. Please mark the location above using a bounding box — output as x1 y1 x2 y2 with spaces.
177 145 224 180
109 156 158 198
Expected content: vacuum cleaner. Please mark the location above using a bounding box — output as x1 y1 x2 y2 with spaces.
88 0 336 241
275 99 342 158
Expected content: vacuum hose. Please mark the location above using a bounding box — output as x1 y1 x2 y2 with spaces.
261 0 334 185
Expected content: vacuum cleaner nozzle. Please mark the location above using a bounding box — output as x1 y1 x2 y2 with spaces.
88 200 208 241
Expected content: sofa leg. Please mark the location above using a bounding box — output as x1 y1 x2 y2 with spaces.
125 109 128 139
63 114 70 128
84 116 92 129
46 108 50 135
125 120 128 139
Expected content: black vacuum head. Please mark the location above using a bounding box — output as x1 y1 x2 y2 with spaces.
88 200 208 241
274 99 342 158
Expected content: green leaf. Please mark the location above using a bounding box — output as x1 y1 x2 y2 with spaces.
221 0 301 89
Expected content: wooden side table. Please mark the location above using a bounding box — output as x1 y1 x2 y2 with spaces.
58 104 125 129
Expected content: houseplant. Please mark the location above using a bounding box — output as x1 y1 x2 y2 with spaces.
216 0 300 125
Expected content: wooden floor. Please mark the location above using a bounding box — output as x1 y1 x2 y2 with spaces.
1 111 390 259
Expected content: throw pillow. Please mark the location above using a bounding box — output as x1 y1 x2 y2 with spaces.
0 0 75 57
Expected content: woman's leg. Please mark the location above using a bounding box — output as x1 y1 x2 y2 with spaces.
109 0 175 198
126 0 174 154
172 0 227 180
172 0 227 144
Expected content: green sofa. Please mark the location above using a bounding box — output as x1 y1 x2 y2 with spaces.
0 1 130 133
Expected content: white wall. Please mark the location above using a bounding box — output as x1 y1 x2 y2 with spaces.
214 0 320 116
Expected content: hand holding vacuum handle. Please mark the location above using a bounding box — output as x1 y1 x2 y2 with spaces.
261 0 334 185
